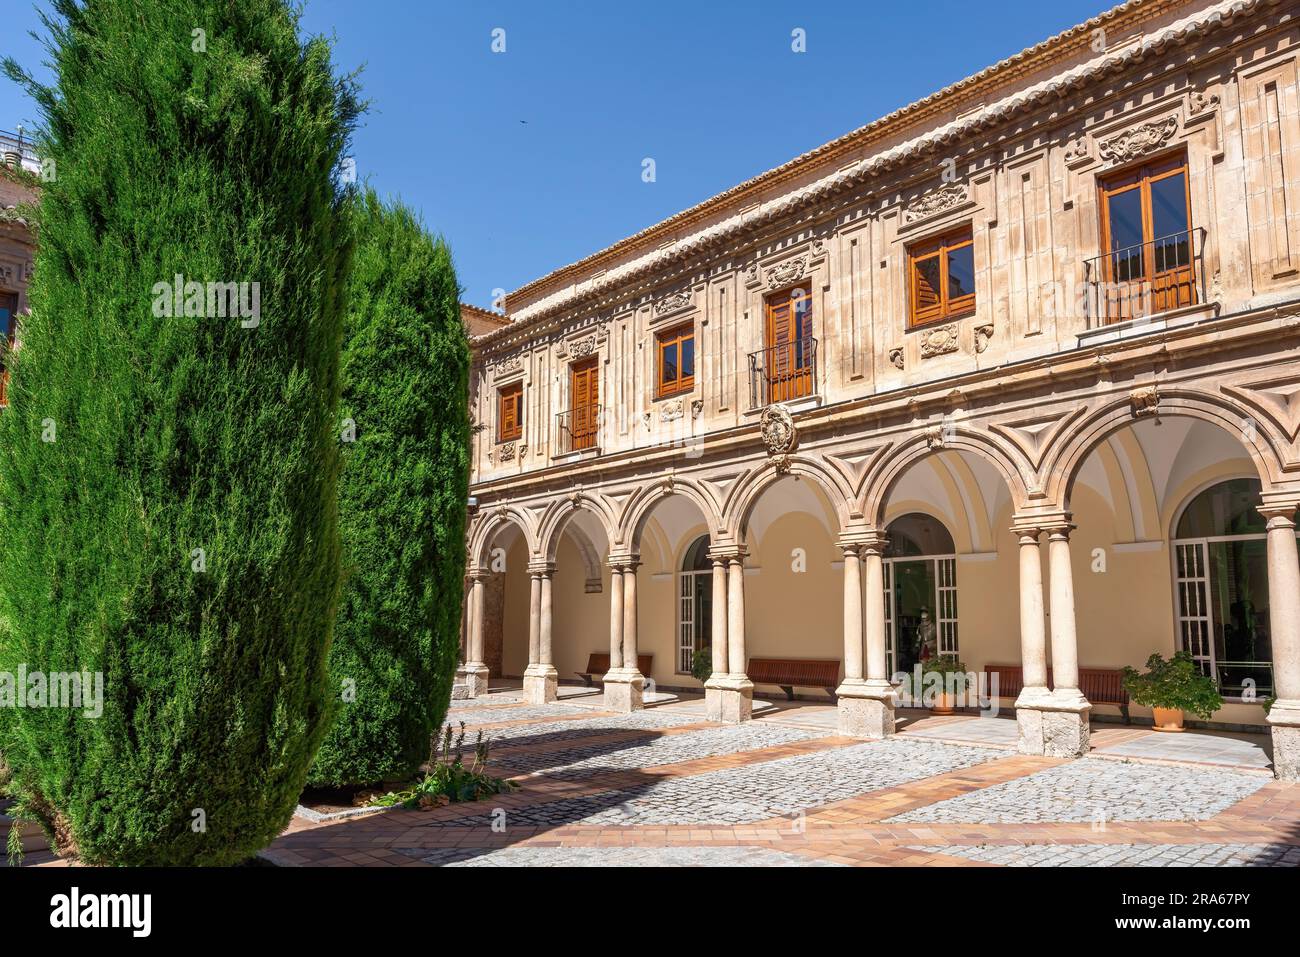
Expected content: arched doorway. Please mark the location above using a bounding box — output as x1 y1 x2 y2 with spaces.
1172 477 1290 698
885 512 957 676
677 535 712 675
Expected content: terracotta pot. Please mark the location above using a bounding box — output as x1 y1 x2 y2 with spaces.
1151 706 1185 732
930 691 958 716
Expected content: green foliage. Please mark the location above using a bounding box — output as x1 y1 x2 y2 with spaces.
371 723 514 808
690 648 712 684
308 189 470 787
921 654 970 690
0 0 357 865
1122 652 1224 720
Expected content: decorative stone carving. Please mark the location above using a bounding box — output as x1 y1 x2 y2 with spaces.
924 425 946 450
904 182 968 224
766 256 807 289
974 323 995 354
888 347 905 370
642 411 652 430
1098 116 1178 165
690 398 704 419
743 261 759 284
810 238 827 257
759 404 798 475
570 334 598 358
660 398 685 422
498 442 517 462
654 290 692 315
1188 89 1220 117
494 353 523 376
1063 136 1090 167
1130 386 1160 418
918 324 960 358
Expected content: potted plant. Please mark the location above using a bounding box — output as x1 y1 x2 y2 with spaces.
690 649 712 686
920 654 969 715
1121 651 1223 732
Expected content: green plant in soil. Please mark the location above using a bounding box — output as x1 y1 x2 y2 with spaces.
691 648 712 684
371 723 515 809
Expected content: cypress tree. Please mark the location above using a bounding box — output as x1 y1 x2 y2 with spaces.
308 189 470 788
0 0 357 865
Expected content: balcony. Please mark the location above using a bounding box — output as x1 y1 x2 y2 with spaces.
1083 227 1206 328
555 404 601 456
748 336 818 409
0 129 40 173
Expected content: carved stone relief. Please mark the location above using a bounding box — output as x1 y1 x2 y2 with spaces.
918 324 960 359
904 182 969 224
1098 116 1178 165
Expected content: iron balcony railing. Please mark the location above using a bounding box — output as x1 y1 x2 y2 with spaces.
0 129 39 171
1083 227 1206 327
748 336 817 408
555 404 602 455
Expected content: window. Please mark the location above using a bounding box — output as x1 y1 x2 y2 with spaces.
656 323 695 398
497 381 523 442
0 292 17 407
1171 478 1294 698
760 285 815 403
567 357 600 452
908 227 975 327
677 535 713 675
1097 153 1195 322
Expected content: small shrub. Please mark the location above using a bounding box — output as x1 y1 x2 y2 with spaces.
371 723 514 809
691 648 712 684
921 654 970 692
1122 651 1223 720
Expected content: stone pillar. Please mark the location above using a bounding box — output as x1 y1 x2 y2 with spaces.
1012 520 1054 754
708 546 752 723
1043 519 1090 757
523 562 558 704
1261 499 1300 780
837 531 895 738
603 555 644 712
461 570 490 697
704 553 732 721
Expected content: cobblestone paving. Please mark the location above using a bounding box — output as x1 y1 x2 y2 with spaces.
404 845 844 867
431 737 999 827
888 757 1270 824
467 709 702 749
907 842 1300 867
496 722 823 779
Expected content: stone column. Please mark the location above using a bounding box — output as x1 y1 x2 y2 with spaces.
603 555 644 713
1043 519 1090 757
1261 499 1300 780
708 545 752 723
461 570 490 697
704 553 732 721
523 562 558 704
837 531 895 738
1012 520 1054 754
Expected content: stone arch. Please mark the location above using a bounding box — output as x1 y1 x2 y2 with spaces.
617 475 724 552
723 453 856 540
467 505 540 571
860 429 1035 528
1043 389 1292 509
537 492 618 566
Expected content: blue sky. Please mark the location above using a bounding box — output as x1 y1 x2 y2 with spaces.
1 0 1110 309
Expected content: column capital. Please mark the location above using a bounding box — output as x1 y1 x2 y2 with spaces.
708 544 748 562
607 552 640 571
1011 509 1071 537
1259 497 1299 528
837 529 888 555
526 559 556 576
466 566 491 583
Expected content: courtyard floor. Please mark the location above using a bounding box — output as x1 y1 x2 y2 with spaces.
258 684 1300 868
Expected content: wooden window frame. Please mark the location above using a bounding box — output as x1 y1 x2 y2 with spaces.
1097 152 1194 278
907 226 976 329
497 381 523 443
655 322 695 400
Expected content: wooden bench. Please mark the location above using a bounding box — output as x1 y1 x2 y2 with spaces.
575 653 654 686
747 657 841 701
985 664 1130 723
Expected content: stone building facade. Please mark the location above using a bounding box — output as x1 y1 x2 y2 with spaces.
0 133 39 407
462 0 1300 779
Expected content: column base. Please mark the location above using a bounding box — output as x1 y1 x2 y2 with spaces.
522 665 558 704
704 674 753 723
1015 689 1091 758
602 669 644 713
835 679 896 738
1267 700 1300 781
459 663 490 699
